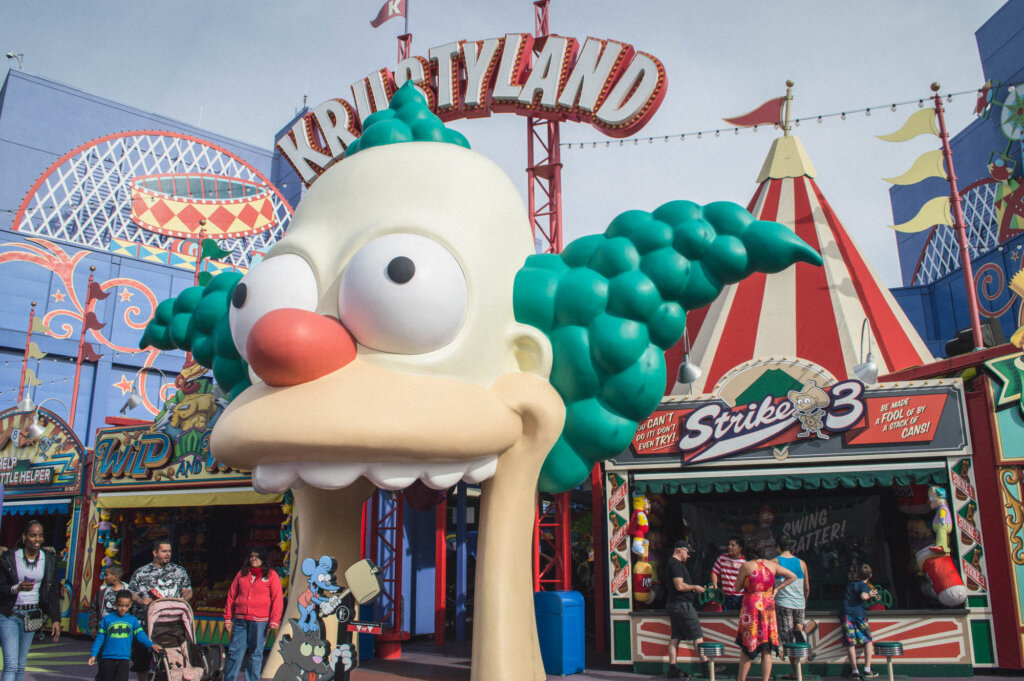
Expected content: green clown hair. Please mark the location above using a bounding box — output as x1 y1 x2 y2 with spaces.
139 271 250 401
343 81 470 158
513 200 823 493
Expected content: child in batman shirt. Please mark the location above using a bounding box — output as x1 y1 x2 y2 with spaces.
89 590 163 681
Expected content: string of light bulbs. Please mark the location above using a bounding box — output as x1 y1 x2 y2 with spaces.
560 83 1020 149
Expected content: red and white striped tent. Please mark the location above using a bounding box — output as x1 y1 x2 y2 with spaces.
665 134 934 396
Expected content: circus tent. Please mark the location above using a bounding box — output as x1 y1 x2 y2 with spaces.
665 133 935 396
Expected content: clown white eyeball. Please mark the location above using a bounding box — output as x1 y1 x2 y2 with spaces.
338 233 468 354
229 254 319 361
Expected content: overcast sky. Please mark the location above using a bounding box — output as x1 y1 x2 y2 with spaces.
1 0 1008 287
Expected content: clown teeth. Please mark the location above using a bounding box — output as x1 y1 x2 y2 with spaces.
463 456 498 483
252 455 499 494
298 462 364 490
421 462 469 490
252 464 299 493
365 464 420 491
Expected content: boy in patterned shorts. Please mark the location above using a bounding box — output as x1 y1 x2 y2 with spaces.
840 564 879 678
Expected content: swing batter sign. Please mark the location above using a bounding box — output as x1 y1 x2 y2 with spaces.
278 34 667 185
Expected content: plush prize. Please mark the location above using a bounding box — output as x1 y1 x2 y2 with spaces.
928 486 953 553
629 495 650 556
915 547 967 607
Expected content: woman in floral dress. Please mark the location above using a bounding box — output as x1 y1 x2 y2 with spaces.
735 541 797 681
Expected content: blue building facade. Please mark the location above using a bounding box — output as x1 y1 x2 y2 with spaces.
0 69 301 635
890 0 1024 356
0 70 446 644
0 70 295 442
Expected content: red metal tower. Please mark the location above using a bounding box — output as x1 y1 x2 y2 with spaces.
526 0 564 255
526 2 606 654
367 490 409 657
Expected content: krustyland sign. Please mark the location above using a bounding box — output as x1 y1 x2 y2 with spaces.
278 34 667 185
611 375 970 469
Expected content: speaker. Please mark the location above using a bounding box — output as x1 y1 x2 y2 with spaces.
944 320 1005 357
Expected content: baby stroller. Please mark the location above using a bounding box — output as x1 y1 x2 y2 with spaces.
146 598 224 681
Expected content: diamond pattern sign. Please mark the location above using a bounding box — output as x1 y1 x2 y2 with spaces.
131 175 277 238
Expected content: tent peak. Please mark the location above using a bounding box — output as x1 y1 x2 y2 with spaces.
756 135 817 183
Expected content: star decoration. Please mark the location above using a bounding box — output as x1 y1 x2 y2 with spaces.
51 290 66 302
113 373 135 396
1012 250 1020 263
118 290 134 302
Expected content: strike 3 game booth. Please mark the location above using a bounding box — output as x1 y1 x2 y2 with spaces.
604 359 997 676
75 384 285 642
0 404 85 633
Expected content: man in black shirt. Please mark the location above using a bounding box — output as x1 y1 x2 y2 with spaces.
666 540 722 679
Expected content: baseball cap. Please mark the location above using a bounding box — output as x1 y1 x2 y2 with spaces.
673 540 692 552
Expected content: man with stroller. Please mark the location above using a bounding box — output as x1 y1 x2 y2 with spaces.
128 539 192 681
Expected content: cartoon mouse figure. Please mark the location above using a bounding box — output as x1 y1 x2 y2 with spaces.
297 555 341 633
787 380 831 440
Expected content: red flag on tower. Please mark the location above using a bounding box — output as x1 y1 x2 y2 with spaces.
370 0 405 28
81 342 102 363
722 96 785 128
82 311 106 332
87 281 110 301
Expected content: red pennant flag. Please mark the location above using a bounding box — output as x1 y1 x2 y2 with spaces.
370 0 405 28
88 281 111 301
83 311 106 332
975 81 992 116
81 342 103 363
722 96 785 128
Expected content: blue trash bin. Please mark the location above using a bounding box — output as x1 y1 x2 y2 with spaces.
533 590 585 675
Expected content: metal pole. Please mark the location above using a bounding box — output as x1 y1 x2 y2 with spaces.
17 302 36 402
783 80 794 136
590 465 607 653
455 481 467 642
398 0 411 62
932 82 985 350
434 491 447 646
188 225 207 366
69 268 96 428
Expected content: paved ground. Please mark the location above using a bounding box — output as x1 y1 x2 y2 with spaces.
7 635 1018 680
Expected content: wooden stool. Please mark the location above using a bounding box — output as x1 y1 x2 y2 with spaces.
874 641 904 681
783 641 811 681
698 642 726 681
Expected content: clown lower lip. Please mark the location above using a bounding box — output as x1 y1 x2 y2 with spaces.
252 456 498 493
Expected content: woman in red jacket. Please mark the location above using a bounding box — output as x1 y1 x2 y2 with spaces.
222 547 283 681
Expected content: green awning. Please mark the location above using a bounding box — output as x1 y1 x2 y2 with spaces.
633 464 946 495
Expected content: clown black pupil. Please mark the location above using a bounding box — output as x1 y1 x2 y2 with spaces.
231 283 247 308
387 257 415 284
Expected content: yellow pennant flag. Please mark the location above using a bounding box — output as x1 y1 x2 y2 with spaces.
23 368 42 387
30 317 49 334
27 342 47 360
1010 269 1024 297
1012 325 1024 349
883 149 947 185
888 195 952 233
877 109 939 142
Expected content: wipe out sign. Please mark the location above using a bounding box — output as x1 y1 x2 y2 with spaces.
278 34 667 185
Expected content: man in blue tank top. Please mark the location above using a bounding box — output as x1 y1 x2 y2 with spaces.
772 535 818 678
